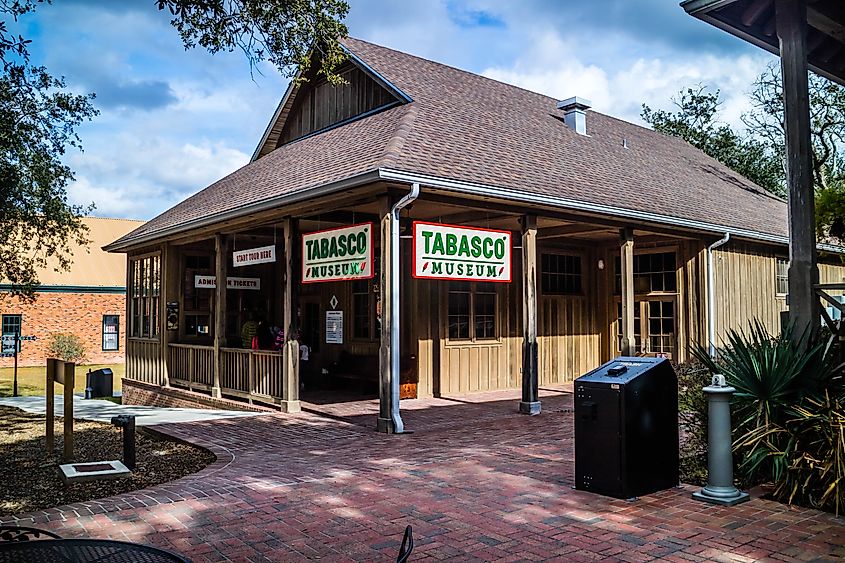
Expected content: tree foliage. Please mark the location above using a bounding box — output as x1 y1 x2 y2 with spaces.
157 0 349 84
1 0 349 299
744 62 845 242
1 0 96 300
641 87 785 196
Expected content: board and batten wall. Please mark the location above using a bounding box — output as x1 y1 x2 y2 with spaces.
712 242 845 343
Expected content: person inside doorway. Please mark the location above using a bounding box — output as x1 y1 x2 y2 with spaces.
241 312 258 348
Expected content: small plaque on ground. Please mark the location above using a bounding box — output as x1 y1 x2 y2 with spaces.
59 460 130 485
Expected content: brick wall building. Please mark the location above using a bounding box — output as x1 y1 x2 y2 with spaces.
1 217 144 367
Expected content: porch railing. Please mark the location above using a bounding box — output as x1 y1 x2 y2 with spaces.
168 344 286 405
816 283 845 339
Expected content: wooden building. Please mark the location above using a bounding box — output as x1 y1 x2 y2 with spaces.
105 38 845 432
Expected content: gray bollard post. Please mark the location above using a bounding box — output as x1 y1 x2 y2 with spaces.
692 374 749 506
110 415 136 470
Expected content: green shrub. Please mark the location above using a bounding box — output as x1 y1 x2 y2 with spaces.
675 360 711 486
46 333 87 364
693 320 845 514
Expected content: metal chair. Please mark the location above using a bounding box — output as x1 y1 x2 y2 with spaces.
0 526 62 542
396 525 413 563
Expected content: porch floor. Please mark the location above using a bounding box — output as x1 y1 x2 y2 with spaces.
3 386 843 561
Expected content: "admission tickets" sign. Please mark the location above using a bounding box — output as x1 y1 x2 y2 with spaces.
413 221 512 282
302 222 374 283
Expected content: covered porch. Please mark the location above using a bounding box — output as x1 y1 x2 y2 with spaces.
122 181 713 430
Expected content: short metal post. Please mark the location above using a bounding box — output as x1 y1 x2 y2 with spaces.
692 375 749 506
111 415 136 470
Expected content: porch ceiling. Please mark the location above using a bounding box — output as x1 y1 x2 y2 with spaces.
683 0 845 86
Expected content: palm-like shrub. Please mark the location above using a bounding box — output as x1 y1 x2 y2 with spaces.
693 321 845 513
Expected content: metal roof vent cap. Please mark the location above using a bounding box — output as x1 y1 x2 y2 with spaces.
557 96 592 135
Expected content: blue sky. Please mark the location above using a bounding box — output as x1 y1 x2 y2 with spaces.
9 0 776 220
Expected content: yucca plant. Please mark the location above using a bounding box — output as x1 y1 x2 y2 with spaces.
692 320 844 488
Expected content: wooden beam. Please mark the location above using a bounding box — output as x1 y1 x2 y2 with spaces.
808 6 845 43
519 215 541 415
620 228 636 356
777 0 821 342
377 195 400 432
435 210 515 225
212 234 227 398
742 0 772 27
537 224 612 239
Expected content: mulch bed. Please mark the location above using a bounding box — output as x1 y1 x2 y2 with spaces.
0 405 215 516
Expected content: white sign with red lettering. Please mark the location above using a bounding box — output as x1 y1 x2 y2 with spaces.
194 276 261 290
233 245 276 267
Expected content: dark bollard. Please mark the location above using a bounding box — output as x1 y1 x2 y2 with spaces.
110 415 136 470
692 374 749 506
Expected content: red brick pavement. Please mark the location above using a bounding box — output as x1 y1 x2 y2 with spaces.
3 386 843 561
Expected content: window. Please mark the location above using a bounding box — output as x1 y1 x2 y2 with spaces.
2 314 21 336
615 251 677 294
352 280 373 339
183 255 212 338
776 258 789 295
130 254 161 338
1 314 21 353
448 282 497 341
616 300 675 358
541 254 582 294
102 315 119 351
616 303 642 355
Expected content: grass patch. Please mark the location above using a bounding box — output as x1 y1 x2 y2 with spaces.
0 364 125 397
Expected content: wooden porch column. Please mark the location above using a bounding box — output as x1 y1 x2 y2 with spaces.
520 215 541 415
776 0 820 342
212 233 227 398
160 243 178 387
281 218 301 413
620 228 636 356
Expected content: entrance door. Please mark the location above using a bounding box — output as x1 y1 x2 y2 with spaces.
616 298 676 359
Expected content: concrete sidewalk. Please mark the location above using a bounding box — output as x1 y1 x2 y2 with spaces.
0 395 269 426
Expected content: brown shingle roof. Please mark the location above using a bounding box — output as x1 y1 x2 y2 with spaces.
110 36 789 250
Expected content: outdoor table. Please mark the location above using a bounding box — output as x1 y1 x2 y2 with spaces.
0 538 190 562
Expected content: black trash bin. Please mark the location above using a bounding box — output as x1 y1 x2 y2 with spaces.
574 357 678 499
86 368 114 398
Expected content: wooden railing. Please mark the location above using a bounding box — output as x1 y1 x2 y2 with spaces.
168 343 215 391
816 283 845 336
168 344 286 405
127 338 164 385
220 348 285 403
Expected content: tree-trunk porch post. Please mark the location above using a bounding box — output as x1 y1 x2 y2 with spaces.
213 233 227 398
776 0 820 343
281 217 301 413
520 214 541 415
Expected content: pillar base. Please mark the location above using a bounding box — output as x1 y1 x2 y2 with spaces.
692 487 750 506
518 401 542 415
377 417 397 434
211 387 222 399
279 400 301 414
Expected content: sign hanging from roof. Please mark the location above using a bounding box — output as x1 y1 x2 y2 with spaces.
302 223 374 283
233 245 276 267
194 276 261 290
413 221 511 282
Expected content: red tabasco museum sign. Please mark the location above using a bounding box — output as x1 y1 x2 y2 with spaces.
302 223 374 283
413 221 511 282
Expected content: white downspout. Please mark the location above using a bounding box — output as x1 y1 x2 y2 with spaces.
386 182 419 433
707 233 731 357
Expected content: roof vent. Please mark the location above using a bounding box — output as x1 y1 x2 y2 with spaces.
557 96 592 135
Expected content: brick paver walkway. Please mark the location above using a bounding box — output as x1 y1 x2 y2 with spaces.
3 386 843 561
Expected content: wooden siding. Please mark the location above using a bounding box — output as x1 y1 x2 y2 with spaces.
278 63 397 146
713 243 788 339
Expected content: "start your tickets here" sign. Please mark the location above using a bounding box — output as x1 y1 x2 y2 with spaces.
302 223 374 283
413 221 511 282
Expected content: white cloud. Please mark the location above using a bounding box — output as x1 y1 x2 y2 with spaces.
481 30 774 129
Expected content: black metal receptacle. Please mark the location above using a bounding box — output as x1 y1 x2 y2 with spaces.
86 368 114 398
574 357 679 499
